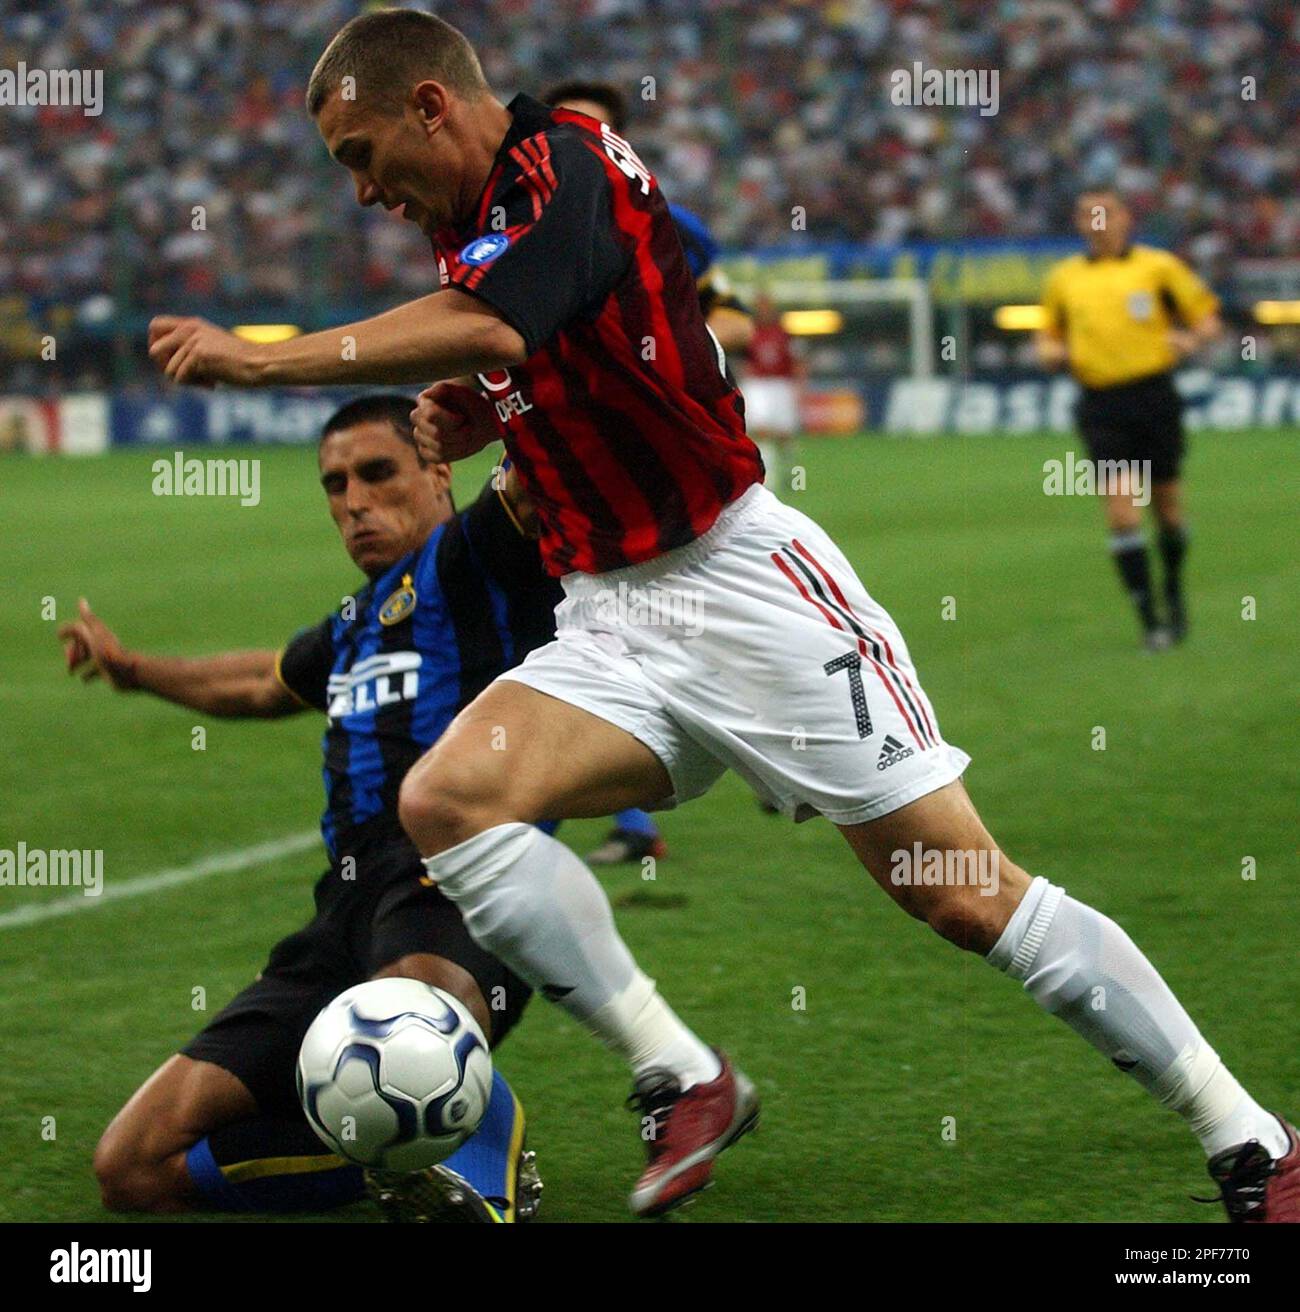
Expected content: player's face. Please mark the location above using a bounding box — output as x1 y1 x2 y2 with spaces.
318 422 452 576
1074 193 1132 253
316 87 456 236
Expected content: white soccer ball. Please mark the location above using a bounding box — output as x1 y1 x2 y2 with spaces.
296 979 493 1172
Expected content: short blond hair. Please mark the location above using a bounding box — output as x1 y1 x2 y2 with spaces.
307 9 487 116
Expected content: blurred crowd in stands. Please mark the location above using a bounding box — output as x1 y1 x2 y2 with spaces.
1 0 1296 386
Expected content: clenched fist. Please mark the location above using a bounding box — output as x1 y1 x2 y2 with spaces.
410 382 499 465
147 316 262 387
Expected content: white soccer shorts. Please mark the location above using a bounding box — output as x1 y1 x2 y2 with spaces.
498 484 970 825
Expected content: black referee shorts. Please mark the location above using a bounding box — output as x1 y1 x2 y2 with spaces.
182 829 531 1116
1075 370 1186 483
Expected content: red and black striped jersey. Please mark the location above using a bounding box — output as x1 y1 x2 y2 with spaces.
433 94 761 576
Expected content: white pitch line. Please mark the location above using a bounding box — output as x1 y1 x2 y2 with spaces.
0 831 321 931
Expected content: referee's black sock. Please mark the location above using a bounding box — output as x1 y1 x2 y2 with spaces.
1108 530 1159 631
185 1115 364 1212
1158 522 1189 608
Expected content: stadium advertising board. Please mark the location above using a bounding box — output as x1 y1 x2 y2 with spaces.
2 373 1296 453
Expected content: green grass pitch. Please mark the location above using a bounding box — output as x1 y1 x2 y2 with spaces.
0 429 1294 1223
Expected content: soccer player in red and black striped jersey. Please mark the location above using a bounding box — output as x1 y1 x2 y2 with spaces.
148 9 1300 1224
425 110 760 575
542 76 753 866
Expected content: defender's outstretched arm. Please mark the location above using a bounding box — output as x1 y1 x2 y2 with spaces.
59 599 301 719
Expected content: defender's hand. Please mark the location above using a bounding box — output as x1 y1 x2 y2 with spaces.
57 599 138 689
147 316 261 387
411 382 498 464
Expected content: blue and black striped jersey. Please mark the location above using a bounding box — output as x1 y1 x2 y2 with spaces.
277 484 561 858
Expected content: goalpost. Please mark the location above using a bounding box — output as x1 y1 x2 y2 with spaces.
734 277 935 379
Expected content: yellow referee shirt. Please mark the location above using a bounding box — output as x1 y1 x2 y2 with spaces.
1041 244 1219 389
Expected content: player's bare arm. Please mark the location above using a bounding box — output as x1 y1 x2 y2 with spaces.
499 462 539 537
59 598 299 718
1168 310 1223 360
147 290 525 390
708 305 755 355
149 46 531 392
1034 328 1069 370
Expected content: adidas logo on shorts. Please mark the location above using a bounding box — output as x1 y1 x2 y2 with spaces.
876 734 914 771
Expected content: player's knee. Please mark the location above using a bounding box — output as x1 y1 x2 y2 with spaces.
923 894 999 953
374 953 493 1040
398 750 520 853
397 761 479 851
93 1128 176 1214
920 875 1023 954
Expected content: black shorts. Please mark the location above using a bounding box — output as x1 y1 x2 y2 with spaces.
1075 371 1186 483
182 829 531 1116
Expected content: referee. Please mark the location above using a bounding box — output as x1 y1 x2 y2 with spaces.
1037 190 1222 649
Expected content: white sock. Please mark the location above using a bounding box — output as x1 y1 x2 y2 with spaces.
424 823 720 1088
988 877 1288 1160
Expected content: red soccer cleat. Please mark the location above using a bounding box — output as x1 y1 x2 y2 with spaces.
626 1051 759 1218
1203 1116 1300 1223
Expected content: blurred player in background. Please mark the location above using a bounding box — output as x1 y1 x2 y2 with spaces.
62 397 554 1223
743 292 803 497
1037 189 1222 650
546 78 755 866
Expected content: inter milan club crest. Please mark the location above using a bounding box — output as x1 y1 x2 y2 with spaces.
379 573 417 626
